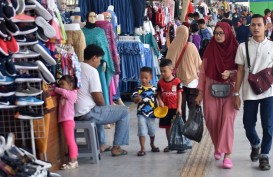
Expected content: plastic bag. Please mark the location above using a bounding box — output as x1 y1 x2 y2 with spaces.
182 105 203 143
169 114 192 151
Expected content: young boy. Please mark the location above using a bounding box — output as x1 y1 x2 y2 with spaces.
157 59 183 153
132 67 160 156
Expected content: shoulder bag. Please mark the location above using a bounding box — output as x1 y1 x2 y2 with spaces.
210 81 231 98
173 42 189 76
245 40 273 95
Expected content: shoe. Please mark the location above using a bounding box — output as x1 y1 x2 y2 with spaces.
16 22 37 35
4 56 17 76
250 146 260 162
60 161 79 170
0 84 16 96
15 73 42 83
35 16 56 38
33 42 56 65
0 74 14 85
223 158 233 169
214 151 222 160
13 49 39 58
5 19 19 35
5 35 19 53
0 96 17 109
15 108 43 119
0 37 8 56
3 2 16 19
14 61 38 70
111 148 128 157
15 85 42 96
16 96 44 106
17 33 38 46
28 0 52 21
11 0 19 12
36 26 49 42
35 60 55 83
12 13 35 23
259 156 271 170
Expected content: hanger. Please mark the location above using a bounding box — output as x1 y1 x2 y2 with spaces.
118 36 140 42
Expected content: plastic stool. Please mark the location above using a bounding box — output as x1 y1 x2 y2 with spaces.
74 121 100 164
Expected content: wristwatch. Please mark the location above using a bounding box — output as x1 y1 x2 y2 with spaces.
233 92 240 96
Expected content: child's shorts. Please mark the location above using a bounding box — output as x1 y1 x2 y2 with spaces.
137 114 156 136
159 109 177 128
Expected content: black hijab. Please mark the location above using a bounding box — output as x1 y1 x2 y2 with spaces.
85 12 96 29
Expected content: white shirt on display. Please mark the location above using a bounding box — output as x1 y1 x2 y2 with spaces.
74 62 102 116
235 37 273 100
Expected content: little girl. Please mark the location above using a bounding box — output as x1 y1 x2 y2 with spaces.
54 75 78 170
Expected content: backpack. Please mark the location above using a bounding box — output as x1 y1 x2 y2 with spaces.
198 29 210 59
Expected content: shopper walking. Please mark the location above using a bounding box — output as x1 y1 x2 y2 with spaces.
196 22 239 169
234 14 273 171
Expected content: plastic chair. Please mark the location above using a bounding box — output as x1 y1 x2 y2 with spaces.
74 121 100 164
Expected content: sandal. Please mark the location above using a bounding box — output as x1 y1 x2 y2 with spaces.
137 151 146 156
151 147 160 152
163 146 169 152
100 146 112 152
111 149 128 157
60 161 79 170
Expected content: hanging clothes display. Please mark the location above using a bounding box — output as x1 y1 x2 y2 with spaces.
82 27 115 105
78 0 135 35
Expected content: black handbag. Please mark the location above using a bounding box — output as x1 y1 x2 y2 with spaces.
210 83 231 97
245 40 273 95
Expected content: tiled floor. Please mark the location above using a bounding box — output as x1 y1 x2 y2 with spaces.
56 103 273 177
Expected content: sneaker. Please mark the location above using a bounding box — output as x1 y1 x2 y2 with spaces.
214 151 222 160
5 35 19 53
12 49 39 58
5 19 19 35
11 0 19 12
60 161 79 170
28 0 52 21
3 2 16 19
5 56 17 76
18 47 29 54
12 13 35 23
33 42 56 65
0 84 16 96
14 34 26 42
16 22 37 35
16 96 44 106
15 73 42 83
0 36 8 56
35 16 56 38
36 26 48 42
259 156 271 170
250 146 260 162
36 60 55 83
0 96 17 108
15 108 43 119
15 85 42 96
0 75 14 85
14 61 38 70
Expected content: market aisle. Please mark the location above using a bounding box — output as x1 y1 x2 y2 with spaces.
56 103 191 177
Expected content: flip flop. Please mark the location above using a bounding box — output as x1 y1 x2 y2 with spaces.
163 146 169 152
112 149 128 157
137 151 146 156
101 146 112 152
151 147 160 152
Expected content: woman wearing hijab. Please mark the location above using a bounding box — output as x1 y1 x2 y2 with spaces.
166 25 202 124
195 22 239 169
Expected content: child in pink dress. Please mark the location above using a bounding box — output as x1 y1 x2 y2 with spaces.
54 75 78 170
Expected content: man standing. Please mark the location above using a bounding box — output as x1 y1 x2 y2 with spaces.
234 14 273 170
75 44 129 156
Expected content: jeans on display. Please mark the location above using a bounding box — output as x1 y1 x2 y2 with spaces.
131 0 146 28
80 105 130 146
243 97 273 155
181 87 199 123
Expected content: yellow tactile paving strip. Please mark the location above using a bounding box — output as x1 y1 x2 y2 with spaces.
180 127 213 177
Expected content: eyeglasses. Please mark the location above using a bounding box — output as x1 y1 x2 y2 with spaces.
213 31 225 37
106 16 112 19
